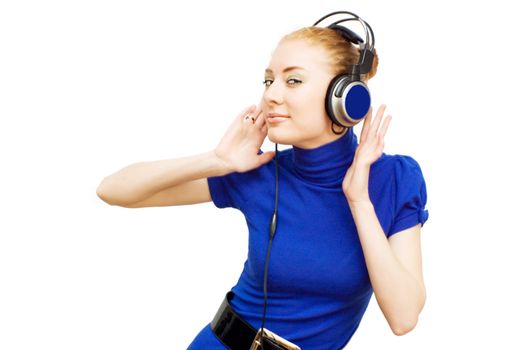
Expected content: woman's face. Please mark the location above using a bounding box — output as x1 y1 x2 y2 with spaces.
260 39 344 149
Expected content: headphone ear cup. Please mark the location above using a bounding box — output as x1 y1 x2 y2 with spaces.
343 80 371 123
325 74 349 127
326 74 370 127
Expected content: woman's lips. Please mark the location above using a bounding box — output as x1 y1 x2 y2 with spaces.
267 113 290 124
268 116 289 123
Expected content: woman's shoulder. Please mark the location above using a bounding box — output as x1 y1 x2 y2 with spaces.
375 153 423 167
371 153 426 182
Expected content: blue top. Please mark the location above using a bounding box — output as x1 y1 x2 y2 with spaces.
188 128 429 349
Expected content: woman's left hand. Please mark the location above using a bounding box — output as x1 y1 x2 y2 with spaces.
342 104 392 204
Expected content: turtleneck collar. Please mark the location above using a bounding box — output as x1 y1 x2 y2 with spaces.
291 128 358 187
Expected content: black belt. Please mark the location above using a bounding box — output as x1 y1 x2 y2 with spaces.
211 292 291 350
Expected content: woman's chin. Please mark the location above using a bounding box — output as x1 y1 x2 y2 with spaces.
267 130 294 146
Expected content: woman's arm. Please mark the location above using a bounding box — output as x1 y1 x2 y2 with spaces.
342 105 425 335
96 151 229 207
96 104 274 207
348 200 425 335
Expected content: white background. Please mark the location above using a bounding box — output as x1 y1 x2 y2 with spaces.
1 0 525 349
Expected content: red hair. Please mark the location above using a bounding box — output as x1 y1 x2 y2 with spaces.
280 26 378 81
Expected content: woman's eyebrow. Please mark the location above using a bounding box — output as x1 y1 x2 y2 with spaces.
265 66 306 74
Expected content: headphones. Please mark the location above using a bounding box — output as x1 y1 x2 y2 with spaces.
313 11 376 128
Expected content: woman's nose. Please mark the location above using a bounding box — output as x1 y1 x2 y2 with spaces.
263 81 284 105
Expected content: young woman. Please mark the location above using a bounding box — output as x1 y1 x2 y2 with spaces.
97 12 429 350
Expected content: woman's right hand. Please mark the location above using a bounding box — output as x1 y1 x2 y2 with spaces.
214 104 276 173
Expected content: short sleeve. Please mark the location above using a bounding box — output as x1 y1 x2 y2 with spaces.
207 149 268 210
207 172 243 210
387 155 429 237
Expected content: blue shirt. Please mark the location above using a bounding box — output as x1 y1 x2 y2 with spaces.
188 128 429 349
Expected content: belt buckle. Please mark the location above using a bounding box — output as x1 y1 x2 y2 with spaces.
250 328 301 350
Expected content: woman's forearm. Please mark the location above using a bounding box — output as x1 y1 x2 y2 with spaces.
96 150 231 206
348 200 425 335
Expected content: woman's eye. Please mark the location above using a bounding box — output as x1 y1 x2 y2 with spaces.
287 78 302 85
262 78 302 87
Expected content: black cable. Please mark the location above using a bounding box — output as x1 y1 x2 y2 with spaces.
258 142 279 348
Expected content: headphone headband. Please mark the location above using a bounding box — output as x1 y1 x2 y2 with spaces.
312 11 375 76
312 11 374 43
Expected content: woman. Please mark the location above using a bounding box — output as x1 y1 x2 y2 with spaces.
97 13 429 350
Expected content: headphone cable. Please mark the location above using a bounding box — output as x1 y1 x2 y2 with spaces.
259 142 279 348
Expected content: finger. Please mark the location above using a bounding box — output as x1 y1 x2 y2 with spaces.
368 104 386 139
259 120 268 134
378 114 392 138
255 123 268 143
360 107 373 143
257 151 276 165
245 107 261 129
239 105 256 121
375 137 385 157
254 107 266 127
